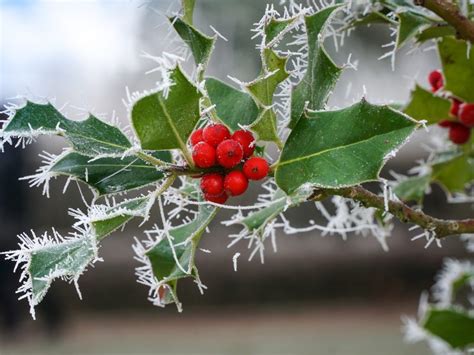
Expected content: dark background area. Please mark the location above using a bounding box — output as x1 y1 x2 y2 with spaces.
1 0 472 354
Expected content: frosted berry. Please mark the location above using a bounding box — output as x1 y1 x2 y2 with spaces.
202 124 231 147
459 103 474 127
449 122 471 145
192 142 216 168
450 98 462 118
438 120 455 128
231 130 255 158
190 128 204 146
224 171 248 196
428 70 443 92
243 157 269 180
216 139 244 168
200 173 224 196
204 191 228 204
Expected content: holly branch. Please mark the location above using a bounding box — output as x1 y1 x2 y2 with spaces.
310 186 474 239
414 0 474 42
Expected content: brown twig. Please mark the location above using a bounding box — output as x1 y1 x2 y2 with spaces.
414 0 474 42
309 185 474 238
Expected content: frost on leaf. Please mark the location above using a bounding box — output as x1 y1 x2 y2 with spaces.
3 228 100 319
133 201 217 310
1 101 131 157
22 150 171 197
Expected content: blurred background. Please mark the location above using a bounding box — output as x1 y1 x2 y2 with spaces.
0 0 472 354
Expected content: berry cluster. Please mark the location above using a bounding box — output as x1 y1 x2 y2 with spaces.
429 70 474 145
190 124 269 203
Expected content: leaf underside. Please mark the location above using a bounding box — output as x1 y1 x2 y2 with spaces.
51 151 171 196
29 235 97 305
403 85 451 125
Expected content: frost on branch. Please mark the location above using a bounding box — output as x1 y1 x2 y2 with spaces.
2 227 100 319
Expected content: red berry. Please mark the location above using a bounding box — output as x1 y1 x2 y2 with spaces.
243 157 269 180
204 191 228 204
192 142 216 168
202 124 231 147
190 128 204 146
428 70 443 92
449 122 471 145
459 103 474 127
200 173 224 196
224 171 248 196
450 98 462 118
232 130 255 158
438 119 456 128
216 139 244 168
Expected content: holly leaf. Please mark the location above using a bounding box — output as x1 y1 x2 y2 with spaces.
239 189 307 231
276 99 418 194
50 151 171 196
393 174 431 203
423 307 474 349
438 37 474 102
416 25 456 43
396 11 430 48
245 49 289 143
24 233 98 315
131 65 202 153
206 78 259 131
1 101 131 156
432 153 474 194
92 196 155 240
144 204 217 305
403 85 451 125
289 5 343 129
170 16 215 66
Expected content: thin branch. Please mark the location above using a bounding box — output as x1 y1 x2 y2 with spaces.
415 0 474 42
309 185 474 239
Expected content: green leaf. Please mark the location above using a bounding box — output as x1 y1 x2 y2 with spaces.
290 5 343 129
264 16 299 45
276 99 418 194
2 101 131 156
396 12 430 48
28 234 97 307
170 16 215 66
416 25 456 43
181 0 195 24
423 308 474 349
92 196 155 240
245 49 289 143
403 85 451 125
438 37 474 102
432 153 474 194
239 189 307 231
205 78 259 131
131 66 202 156
50 151 171 196
344 11 396 30
393 174 431 203
145 204 217 304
